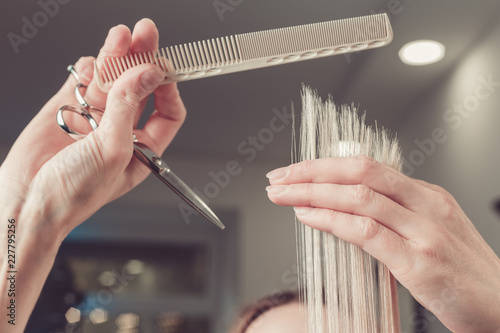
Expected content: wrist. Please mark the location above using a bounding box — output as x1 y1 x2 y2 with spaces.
0 170 66 249
18 187 67 248
1 190 64 269
0 209 62 332
0 171 26 215
0 178 63 331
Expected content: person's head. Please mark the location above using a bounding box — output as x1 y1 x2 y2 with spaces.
231 290 306 333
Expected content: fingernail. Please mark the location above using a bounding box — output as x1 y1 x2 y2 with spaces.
266 185 285 195
293 207 312 216
266 167 288 180
140 18 156 26
140 68 164 91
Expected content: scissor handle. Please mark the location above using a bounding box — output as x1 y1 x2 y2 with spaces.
57 104 101 140
58 64 224 228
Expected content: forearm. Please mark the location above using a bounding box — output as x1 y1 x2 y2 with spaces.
0 180 64 332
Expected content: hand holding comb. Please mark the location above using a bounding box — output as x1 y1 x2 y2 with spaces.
94 13 393 92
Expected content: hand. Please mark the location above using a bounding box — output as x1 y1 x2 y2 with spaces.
0 18 187 332
266 155 500 333
1 18 186 240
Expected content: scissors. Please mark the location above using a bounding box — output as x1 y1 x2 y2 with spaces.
57 65 225 230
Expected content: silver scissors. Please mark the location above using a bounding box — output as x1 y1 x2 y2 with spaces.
57 65 225 229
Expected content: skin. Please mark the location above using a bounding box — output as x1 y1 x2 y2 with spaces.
0 19 186 332
0 18 499 333
266 156 500 333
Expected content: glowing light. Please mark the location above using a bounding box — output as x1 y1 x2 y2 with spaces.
399 40 445 66
116 313 140 329
125 259 145 275
65 307 81 323
98 271 116 287
89 308 108 324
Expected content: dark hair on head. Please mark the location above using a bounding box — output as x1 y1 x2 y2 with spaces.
231 290 300 333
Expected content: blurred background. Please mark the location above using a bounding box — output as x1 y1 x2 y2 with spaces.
1 0 500 332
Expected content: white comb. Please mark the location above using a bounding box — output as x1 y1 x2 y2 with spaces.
95 13 393 92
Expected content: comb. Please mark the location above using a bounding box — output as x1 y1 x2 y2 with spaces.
95 13 393 92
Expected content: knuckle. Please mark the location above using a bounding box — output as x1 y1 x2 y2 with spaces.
111 88 141 115
437 192 457 219
296 159 314 175
122 87 143 108
324 210 341 233
353 184 374 204
302 183 315 199
295 159 325 183
324 209 339 222
353 155 379 180
418 238 441 264
416 224 449 265
301 183 324 207
359 216 381 246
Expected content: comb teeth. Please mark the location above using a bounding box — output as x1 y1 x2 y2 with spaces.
237 14 390 59
95 13 392 92
96 36 242 88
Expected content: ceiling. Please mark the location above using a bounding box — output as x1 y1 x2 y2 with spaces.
1 0 500 162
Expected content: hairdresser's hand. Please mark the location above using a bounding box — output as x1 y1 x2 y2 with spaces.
266 156 500 333
0 19 186 332
1 19 186 238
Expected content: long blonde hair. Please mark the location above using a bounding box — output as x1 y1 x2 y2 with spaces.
295 86 401 332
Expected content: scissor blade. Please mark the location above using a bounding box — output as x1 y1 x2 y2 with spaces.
132 143 225 229
157 167 225 229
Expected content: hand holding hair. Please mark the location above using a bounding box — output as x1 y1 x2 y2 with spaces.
266 156 500 333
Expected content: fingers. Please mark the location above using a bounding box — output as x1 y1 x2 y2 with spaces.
85 24 132 107
96 25 132 64
119 80 186 194
5 56 98 183
128 18 160 127
84 19 161 126
40 56 95 113
293 207 410 272
96 64 164 155
267 183 423 239
64 56 95 91
130 18 159 53
266 156 437 216
73 56 95 86
51 57 96 130
137 83 187 153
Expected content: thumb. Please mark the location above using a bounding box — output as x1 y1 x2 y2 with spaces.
98 64 164 144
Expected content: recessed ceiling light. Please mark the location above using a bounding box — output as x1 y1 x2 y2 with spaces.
399 40 445 66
